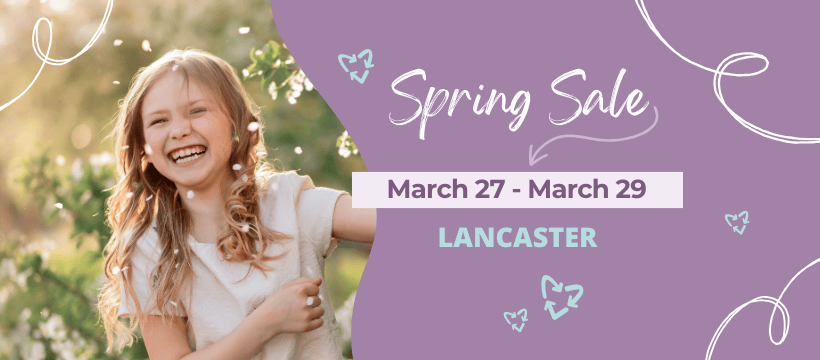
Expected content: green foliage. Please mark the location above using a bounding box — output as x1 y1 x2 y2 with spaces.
1 153 148 359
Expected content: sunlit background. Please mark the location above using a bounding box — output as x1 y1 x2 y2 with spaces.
0 0 368 358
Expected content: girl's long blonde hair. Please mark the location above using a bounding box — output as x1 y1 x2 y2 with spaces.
97 49 289 353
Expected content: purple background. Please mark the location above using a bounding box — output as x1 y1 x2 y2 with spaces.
271 1 820 358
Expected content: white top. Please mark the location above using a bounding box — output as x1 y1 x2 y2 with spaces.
119 171 346 359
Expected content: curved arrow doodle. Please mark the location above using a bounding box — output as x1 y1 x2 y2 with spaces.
358 49 374 68
724 214 738 227
545 301 569 320
337 54 356 73
565 285 584 308
541 275 564 298
350 71 369 84
517 308 528 322
528 106 658 165
739 211 749 224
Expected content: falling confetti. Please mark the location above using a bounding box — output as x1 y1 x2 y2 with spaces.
232 164 241 171
125 192 133 199
187 190 194 199
141 39 152 52
146 194 153 201
173 249 179 255
113 39 123 46
247 122 260 132
242 224 250 233
294 146 302 155
238 27 250 34
55 203 63 209
112 266 120 275
113 81 120 85
121 145 129 151
144 144 153 155
172 64 179 72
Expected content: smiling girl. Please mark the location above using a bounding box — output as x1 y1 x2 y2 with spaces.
97 49 376 360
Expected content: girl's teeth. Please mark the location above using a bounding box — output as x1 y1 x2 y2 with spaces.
175 153 202 164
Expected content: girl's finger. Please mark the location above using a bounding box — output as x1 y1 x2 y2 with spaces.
306 295 322 307
310 305 325 319
307 318 324 331
304 284 320 296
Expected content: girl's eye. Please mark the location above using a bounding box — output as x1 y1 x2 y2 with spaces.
151 118 167 126
191 108 207 115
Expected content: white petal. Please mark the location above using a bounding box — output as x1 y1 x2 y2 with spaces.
113 81 120 85
141 39 152 52
172 64 179 72
241 174 248 182
294 146 302 155
187 190 194 199
232 164 242 171
112 266 120 275
146 194 153 201
173 249 179 255
121 145 129 151
125 192 133 199
54 203 63 209
238 27 250 34
113 39 123 46
247 122 260 132
241 224 249 233
144 144 153 155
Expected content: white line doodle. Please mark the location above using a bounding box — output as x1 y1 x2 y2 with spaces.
636 1 820 144
0 0 114 113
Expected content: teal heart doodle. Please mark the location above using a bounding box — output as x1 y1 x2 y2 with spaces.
337 49 374 84
541 275 584 320
503 308 528 332
724 211 749 235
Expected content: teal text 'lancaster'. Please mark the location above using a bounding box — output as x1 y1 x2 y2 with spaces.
439 227 597 248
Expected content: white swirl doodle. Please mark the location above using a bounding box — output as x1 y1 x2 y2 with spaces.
705 257 819 360
636 0 820 144
0 0 113 113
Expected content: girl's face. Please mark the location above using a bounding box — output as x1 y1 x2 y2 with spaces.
141 71 234 191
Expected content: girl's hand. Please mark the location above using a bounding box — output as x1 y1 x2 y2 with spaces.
259 277 325 336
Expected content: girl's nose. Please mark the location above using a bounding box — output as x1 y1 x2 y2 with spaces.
169 116 192 139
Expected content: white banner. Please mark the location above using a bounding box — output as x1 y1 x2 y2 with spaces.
352 172 682 208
